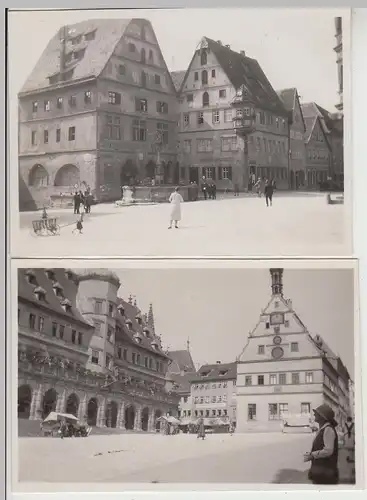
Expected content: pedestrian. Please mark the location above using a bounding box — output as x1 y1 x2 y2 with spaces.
168 186 184 229
201 177 208 200
344 417 355 463
264 180 274 207
72 214 84 235
73 192 80 214
254 178 261 197
304 404 339 485
197 417 205 440
234 183 240 197
211 183 217 200
84 191 91 214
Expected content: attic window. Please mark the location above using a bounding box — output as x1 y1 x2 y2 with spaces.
71 35 82 45
135 315 142 325
200 50 207 66
74 48 86 61
151 340 159 350
45 269 55 280
84 30 96 41
117 305 125 316
125 319 132 329
52 282 63 297
219 370 228 376
128 42 136 53
274 301 279 308
34 286 46 301
25 269 37 285
200 371 210 377
133 333 142 344
61 298 72 313
143 327 151 338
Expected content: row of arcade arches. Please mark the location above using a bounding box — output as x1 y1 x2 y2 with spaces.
17 385 162 430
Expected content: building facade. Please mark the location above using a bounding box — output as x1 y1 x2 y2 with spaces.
302 113 331 188
18 18 178 210
236 268 351 432
334 17 343 112
17 268 179 430
175 37 290 190
277 88 307 190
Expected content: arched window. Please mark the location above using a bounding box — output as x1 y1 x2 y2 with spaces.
200 50 207 65
202 70 208 85
202 92 209 107
29 164 49 187
141 48 146 63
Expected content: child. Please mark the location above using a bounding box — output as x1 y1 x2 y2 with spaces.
73 214 84 235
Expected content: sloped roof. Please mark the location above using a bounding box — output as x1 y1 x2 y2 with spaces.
115 297 169 359
20 18 133 94
304 116 317 143
170 70 186 93
277 88 297 112
203 37 287 116
191 362 237 382
18 268 92 327
301 102 334 136
169 372 197 394
167 349 196 374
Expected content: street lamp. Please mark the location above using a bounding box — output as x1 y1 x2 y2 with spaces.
231 85 256 191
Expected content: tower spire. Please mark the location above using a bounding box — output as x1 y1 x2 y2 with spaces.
270 268 284 296
187 338 190 351
148 303 155 334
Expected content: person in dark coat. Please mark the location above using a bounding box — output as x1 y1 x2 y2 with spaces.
73 192 80 214
234 183 240 197
304 404 339 485
211 183 217 200
201 178 208 200
197 417 205 440
264 180 274 207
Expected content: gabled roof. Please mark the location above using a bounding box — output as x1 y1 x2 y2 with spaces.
20 18 133 94
277 88 297 112
169 372 197 394
303 116 318 143
191 362 237 383
196 37 287 116
170 71 186 93
167 349 196 374
301 102 334 135
18 268 92 327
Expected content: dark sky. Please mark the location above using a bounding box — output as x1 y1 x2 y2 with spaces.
112 268 355 376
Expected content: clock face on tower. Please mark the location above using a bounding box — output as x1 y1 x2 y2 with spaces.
270 312 284 325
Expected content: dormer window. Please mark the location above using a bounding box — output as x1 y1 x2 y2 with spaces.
117 304 125 316
133 333 142 344
65 269 74 281
200 370 211 377
84 30 96 41
61 298 72 313
71 35 82 45
52 282 63 298
219 370 228 376
135 314 142 325
151 340 159 350
25 269 37 285
34 286 46 301
125 318 133 329
143 327 150 338
45 269 55 280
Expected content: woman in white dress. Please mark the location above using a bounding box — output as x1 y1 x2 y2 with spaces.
168 187 184 229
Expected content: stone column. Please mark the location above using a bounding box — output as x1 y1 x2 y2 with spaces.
148 408 156 433
78 395 87 421
55 389 66 413
97 399 106 428
134 406 142 431
29 384 43 420
117 401 126 429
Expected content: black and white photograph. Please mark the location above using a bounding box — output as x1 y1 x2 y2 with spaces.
12 262 358 490
9 8 350 257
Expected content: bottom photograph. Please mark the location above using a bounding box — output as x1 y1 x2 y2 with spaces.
13 263 357 489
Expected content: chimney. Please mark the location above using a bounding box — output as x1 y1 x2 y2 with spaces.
270 268 284 296
240 50 246 57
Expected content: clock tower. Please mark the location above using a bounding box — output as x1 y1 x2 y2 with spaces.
270 268 283 296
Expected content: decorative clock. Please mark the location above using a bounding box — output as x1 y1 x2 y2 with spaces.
271 346 284 359
270 312 284 325
273 335 282 345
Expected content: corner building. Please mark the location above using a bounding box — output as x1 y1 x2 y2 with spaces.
18 268 179 430
18 18 178 210
236 269 351 432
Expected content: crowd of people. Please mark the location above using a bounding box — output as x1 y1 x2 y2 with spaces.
73 188 93 215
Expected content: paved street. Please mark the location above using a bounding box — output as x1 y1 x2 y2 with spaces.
15 193 348 257
18 432 314 485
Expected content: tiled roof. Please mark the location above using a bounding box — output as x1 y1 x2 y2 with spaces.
18 268 92 327
303 116 317 143
301 102 333 135
167 349 196 374
115 297 169 359
191 361 237 382
170 70 186 93
20 18 133 94
204 37 287 116
170 372 197 394
277 88 296 112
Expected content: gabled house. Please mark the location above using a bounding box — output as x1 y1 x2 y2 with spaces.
176 37 290 190
302 112 331 189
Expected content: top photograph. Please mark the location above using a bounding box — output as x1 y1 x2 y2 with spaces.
9 8 351 257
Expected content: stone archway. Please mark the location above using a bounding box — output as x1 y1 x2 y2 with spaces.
18 385 32 419
141 407 149 431
87 397 98 426
124 405 135 430
66 393 79 417
155 409 162 432
54 164 80 187
42 388 57 419
106 401 118 428
120 159 138 186
28 164 49 187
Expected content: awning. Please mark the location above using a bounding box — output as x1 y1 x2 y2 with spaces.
43 412 79 424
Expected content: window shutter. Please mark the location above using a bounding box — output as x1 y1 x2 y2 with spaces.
228 167 233 180
218 167 222 180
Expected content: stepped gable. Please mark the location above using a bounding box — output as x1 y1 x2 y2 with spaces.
191 362 237 383
18 268 91 326
203 37 287 116
20 18 134 94
115 297 169 359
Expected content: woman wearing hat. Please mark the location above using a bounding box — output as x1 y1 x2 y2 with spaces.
304 404 339 485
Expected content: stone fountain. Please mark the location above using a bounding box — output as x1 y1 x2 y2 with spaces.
115 186 134 207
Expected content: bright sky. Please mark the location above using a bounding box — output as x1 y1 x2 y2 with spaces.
9 8 348 111
111 268 355 376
